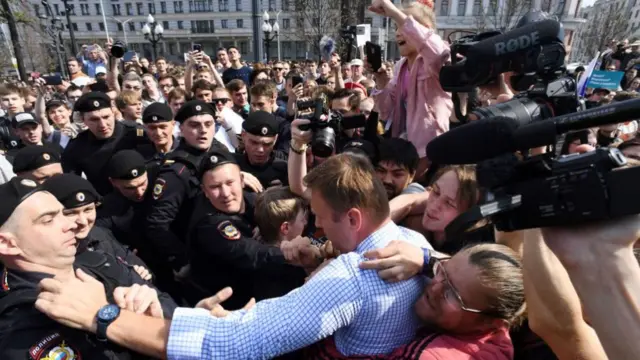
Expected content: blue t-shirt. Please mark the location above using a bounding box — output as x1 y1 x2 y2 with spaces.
222 66 252 85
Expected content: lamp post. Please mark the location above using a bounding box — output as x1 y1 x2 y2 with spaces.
261 11 279 63
109 16 134 45
38 13 67 78
141 14 163 61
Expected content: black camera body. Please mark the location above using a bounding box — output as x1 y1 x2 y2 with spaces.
111 40 127 58
297 97 366 157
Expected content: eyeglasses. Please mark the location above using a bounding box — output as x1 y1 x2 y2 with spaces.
432 259 489 315
274 67 283 71
125 86 142 91
211 98 229 105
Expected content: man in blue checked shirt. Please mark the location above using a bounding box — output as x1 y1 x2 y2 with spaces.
35 153 432 359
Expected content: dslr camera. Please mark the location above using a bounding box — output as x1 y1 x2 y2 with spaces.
296 95 366 157
110 40 127 58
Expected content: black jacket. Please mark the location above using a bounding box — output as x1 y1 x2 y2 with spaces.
0 251 177 360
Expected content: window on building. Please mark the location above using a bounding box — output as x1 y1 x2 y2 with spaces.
221 19 228 28
169 43 177 55
163 21 169 29
283 0 291 10
457 0 466 15
160 1 167 13
99 23 105 31
236 0 242 10
178 21 184 29
136 2 143 15
129 22 135 31
219 0 229 11
174 1 184 12
237 19 243 28
148 3 155 13
296 16 304 28
95 3 102 14
440 0 449 15
86 22 92 31
54 4 60 15
82 3 90 15
191 20 215 33
126 3 133 15
117 23 123 31
240 41 248 54
472 0 481 15
72 23 78 31
269 0 276 10
112 4 121 15
190 0 214 12
140 22 145 30
283 18 290 29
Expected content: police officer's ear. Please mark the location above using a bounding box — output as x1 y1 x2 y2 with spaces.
239 171 245 188
0 229 21 256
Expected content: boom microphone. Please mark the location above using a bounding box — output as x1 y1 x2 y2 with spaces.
513 97 640 150
426 117 520 164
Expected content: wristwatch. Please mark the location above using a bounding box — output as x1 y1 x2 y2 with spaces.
96 304 121 342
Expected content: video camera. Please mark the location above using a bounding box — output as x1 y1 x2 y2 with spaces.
297 95 366 157
110 40 127 58
429 97 640 234
441 19 579 125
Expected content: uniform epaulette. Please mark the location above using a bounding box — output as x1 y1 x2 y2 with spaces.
137 128 144 137
164 159 176 165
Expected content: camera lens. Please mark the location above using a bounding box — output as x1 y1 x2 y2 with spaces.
312 127 336 158
471 97 553 125
111 41 126 58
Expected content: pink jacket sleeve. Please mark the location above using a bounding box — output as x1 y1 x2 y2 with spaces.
402 16 451 75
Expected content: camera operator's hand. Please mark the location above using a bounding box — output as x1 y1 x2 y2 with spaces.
372 63 391 90
188 50 203 66
289 83 304 101
291 118 313 146
542 215 640 268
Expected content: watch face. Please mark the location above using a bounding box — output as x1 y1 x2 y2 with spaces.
98 304 120 321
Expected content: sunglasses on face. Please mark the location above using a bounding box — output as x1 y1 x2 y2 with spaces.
274 67 283 71
211 98 229 105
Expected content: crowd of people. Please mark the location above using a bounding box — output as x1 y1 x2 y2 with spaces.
0 0 638 359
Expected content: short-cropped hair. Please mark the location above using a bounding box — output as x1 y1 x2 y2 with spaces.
254 186 308 244
304 153 389 222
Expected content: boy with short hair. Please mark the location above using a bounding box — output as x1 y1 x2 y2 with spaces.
115 90 143 125
254 186 308 246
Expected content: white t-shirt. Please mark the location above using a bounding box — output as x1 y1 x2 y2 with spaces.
214 107 244 152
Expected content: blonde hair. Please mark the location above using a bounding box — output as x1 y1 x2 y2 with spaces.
254 186 308 244
115 90 142 110
403 2 437 30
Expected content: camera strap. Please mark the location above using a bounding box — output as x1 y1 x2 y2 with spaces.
444 194 522 239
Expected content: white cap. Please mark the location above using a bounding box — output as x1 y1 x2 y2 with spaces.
95 65 107 75
350 59 364 67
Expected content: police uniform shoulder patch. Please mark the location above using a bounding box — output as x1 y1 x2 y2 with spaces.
29 332 81 360
217 220 241 241
153 178 167 200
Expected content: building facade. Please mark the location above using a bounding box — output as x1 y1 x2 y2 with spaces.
27 0 584 64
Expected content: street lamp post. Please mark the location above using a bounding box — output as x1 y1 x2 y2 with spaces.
38 14 67 78
261 11 279 63
42 0 77 55
141 14 163 61
109 17 134 45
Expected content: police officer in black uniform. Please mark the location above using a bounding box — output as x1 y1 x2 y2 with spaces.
144 100 227 297
61 92 148 195
0 177 177 359
97 150 150 255
12 145 63 184
137 102 179 179
43 173 150 273
187 149 307 310
236 110 289 189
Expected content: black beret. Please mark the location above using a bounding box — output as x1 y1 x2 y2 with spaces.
174 100 215 123
0 177 42 226
107 150 147 180
42 174 101 209
242 111 279 136
12 145 61 173
342 139 377 161
45 99 68 112
142 102 174 124
199 149 237 178
73 91 111 113
11 112 38 128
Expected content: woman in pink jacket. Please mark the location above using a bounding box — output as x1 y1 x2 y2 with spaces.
370 0 452 177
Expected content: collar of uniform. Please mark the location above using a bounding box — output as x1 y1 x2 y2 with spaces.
0 266 54 293
355 221 400 255
243 150 275 169
178 142 207 156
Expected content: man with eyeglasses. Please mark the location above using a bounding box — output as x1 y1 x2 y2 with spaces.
65 85 83 109
158 75 177 100
211 87 242 152
272 61 287 92
121 73 143 97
